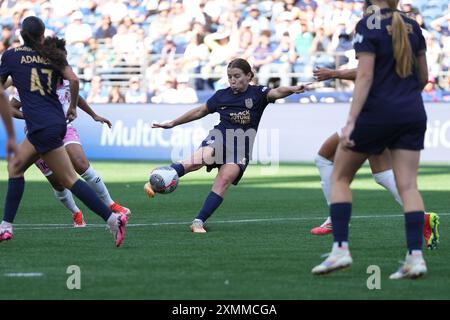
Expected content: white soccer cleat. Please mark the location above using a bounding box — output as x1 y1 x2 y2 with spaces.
312 244 352 275
389 251 427 280
0 223 13 242
190 219 207 233
107 213 129 247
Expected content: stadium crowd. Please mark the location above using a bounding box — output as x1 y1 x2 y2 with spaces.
0 0 449 103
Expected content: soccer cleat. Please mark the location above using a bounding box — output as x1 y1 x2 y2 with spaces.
144 182 155 198
389 251 427 280
0 225 13 242
72 211 87 228
107 213 129 247
190 219 207 233
312 245 352 275
110 202 131 215
311 222 333 235
423 212 440 250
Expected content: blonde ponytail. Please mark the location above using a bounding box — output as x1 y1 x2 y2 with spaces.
389 1 413 78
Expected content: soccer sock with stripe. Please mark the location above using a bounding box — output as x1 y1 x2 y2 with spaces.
81 166 114 206
196 191 223 222
2 177 25 223
404 211 424 254
170 163 185 178
70 179 111 221
330 202 352 247
53 188 81 214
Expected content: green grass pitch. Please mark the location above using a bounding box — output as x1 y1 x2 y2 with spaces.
0 160 449 300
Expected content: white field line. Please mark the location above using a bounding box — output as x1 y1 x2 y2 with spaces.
4 273 44 277
12 212 450 231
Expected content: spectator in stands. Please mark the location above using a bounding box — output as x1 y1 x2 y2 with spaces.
174 75 199 104
65 11 93 46
126 0 147 24
150 75 178 104
77 37 98 81
203 28 236 89
249 30 276 85
125 76 147 104
258 32 297 87
100 0 128 24
94 15 117 40
1 25 13 46
401 0 424 27
424 31 442 79
109 86 125 103
177 32 209 90
86 75 109 104
241 5 269 37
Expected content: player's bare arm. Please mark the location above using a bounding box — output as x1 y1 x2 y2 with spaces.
152 104 209 129
314 67 357 81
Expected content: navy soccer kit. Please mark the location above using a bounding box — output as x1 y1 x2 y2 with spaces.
0 46 66 153
202 85 271 184
350 9 427 154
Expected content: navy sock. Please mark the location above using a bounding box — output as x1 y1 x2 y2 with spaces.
405 211 424 253
70 179 111 221
196 191 223 222
3 177 25 223
330 202 352 246
170 163 185 178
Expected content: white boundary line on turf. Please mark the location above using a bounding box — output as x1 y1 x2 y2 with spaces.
12 212 449 230
4 272 44 277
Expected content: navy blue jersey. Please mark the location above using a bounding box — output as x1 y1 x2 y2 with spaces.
206 85 271 132
353 9 427 124
0 46 65 133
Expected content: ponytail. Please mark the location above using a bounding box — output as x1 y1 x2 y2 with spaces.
389 2 413 78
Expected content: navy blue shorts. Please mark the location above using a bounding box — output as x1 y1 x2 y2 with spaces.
201 136 250 186
349 121 427 155
27 124 67 154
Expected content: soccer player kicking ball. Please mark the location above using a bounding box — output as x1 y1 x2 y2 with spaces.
146 58 308 233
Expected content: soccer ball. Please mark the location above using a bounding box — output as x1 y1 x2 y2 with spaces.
149 166 179 194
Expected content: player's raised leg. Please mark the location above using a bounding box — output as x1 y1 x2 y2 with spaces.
41 146 128 247
311 133 339 235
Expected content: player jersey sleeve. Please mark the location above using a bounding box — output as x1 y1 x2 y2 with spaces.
257 85 271 106
206 91 219 113
415 23 426 54
0 50 12 82
353 19 377 56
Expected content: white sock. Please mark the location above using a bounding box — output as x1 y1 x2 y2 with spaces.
333 241 349 251
1 221 12 228
321 216 332 226
315 154 334 205
372 169 403 206
53 188 81 214
81 166 114 206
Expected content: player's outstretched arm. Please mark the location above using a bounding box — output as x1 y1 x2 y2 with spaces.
9 97 24 119
77 95 112 128
314 67 356 81
62 65 80 123
267 84 308 101
152 104 209 129
0 86 17 160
